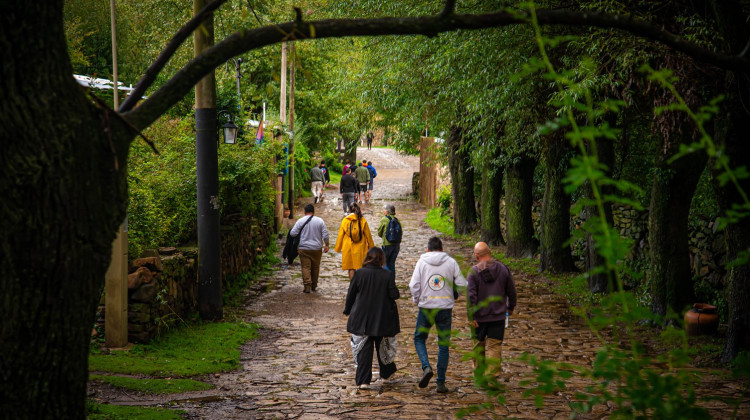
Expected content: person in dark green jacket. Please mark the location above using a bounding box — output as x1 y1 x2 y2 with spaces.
378 203 401 275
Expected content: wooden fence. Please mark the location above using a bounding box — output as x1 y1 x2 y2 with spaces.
419 136 439 208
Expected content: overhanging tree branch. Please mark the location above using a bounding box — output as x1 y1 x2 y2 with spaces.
118 0 228 113
122 8 750 131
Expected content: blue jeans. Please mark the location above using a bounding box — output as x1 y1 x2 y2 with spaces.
382 244 400 275
414 308 452 383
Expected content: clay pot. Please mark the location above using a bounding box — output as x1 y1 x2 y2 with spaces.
684 303 719 336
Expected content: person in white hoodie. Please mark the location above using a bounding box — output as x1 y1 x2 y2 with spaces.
409 237 467 393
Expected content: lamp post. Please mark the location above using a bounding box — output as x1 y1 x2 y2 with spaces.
226 58 242 113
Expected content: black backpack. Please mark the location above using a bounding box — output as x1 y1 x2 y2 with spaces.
385 215 402 243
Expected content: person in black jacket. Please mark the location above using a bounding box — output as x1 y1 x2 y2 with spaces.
343 247 400 388
339 167 358 214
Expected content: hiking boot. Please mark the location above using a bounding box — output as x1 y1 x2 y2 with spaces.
303 285 311 293
311 284 317 292
418 366 433 388
436 382 448 393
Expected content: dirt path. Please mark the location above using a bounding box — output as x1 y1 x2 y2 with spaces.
94 147 748 419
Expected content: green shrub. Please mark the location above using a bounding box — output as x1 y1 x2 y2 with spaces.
127 117 282 257
437 185 452 215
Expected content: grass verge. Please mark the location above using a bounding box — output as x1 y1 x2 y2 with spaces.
89 321 258 376
86 402 184 420
425 208 455 236
89 374 213 394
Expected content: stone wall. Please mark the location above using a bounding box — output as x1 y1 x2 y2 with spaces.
96 217 271 343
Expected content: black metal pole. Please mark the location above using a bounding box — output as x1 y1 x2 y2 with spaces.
196 108 223 320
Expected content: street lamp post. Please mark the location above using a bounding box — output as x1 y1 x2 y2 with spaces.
226 58 242 113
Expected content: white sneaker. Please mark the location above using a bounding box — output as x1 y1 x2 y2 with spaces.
359 384 370 389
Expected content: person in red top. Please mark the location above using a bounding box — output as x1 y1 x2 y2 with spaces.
466 242 517 377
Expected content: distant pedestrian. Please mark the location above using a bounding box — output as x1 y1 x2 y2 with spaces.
354 161 370 204
366 131 374 150
289 204 329 293
340 167 358 214
335 203 374 280
320 160 330 200
344 247 400 389
467 242 516 377
365 160 377 202
343 159 352 175
310 162 325 204
320 160 331 186
378 203 402 275
409 237 467 393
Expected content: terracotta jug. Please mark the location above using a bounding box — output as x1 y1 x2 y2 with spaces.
684 303 719 336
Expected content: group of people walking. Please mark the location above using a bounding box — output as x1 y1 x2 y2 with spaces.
340 159 376 210
287 198 517 393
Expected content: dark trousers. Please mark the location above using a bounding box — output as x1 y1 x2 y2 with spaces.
355 336 397 385
382 244 400 276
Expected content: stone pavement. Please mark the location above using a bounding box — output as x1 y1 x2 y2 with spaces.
100 147 749 419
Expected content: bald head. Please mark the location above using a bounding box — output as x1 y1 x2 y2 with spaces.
473 242 491 261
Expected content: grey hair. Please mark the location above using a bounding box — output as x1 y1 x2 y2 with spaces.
384 203 396 215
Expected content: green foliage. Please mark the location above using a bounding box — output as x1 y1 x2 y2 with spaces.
437 185 452 216
127 116 281 257
89 374 213 394
219 138 279 222
461 3 742 417
128 118 197 257
425 208 454 236
86 402 184 420
89 322 258 376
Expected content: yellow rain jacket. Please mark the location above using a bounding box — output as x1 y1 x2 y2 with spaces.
335 214 375 270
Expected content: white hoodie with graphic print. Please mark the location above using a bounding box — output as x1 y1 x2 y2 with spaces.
409 251 467 310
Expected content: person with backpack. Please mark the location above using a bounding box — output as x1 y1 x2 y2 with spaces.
335 203 374 280
354 161 371 204
288 204 329 293
365 160 377 202
377 203 402 276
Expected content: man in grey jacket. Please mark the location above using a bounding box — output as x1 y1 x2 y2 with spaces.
289 204 329 293
467 242 516 377
409 237 467 393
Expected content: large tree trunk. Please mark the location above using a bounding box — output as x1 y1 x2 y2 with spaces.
447 126 477 234
505 156 537 258
585 123 616 292
0 3 130 418
539 132 575 273
648 144 706 317
480 145 505 245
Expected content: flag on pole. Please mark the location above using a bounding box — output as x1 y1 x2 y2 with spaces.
255 119 264 145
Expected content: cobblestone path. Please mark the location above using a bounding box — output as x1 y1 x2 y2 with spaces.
117 148 748 419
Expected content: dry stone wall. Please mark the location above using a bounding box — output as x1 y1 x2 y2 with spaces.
95 218 271 343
